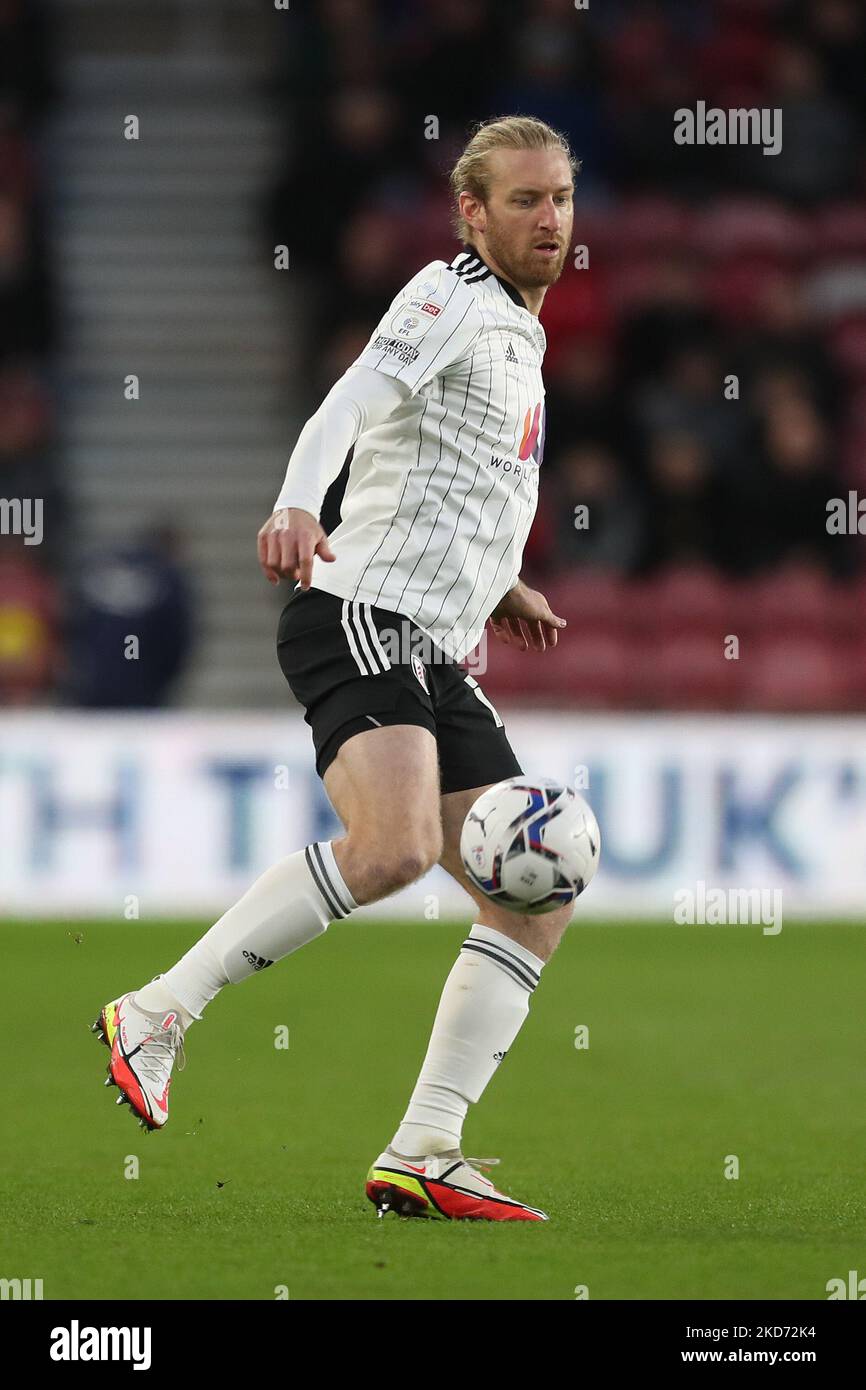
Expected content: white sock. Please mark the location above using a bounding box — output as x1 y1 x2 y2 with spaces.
149 841 357 1020
132 982 197 1031
390 923 544 1158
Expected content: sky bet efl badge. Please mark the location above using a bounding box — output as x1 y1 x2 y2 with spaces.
390 298 441 341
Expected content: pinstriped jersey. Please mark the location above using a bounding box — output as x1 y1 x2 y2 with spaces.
303 246 547 662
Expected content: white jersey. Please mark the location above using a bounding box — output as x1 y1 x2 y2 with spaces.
304 246 547 662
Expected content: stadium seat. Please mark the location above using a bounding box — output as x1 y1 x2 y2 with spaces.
740 636 852 711
536 271 615 365
814 205 866 259
626 566 741 636
844 384 866 475
608 197 693 255
569 204 621 259
479 641 552 702
707 256 784 325
542 571 630 635
830 318 866 381
848 383 866 430
693 200 810 262
606 255 681 316
482 632 634 709
842 426 866 483
846 576 866 651
846 633 866 709
543 633 636 708
749 566 853 640
633 633 742 709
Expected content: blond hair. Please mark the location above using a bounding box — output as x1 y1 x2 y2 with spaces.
449 114 580 244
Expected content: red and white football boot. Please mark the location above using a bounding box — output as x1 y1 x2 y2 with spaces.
92 992 186 1131
365 1148 548 1221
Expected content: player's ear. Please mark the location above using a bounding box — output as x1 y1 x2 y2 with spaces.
458 190 484 232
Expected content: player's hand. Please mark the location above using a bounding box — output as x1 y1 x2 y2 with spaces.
489 579 566 653
257 508 336 588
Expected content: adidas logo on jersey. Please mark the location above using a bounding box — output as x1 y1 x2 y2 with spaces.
242 950 274 972
505 341 519 363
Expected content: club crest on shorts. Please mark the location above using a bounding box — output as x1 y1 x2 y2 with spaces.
411 654 429 693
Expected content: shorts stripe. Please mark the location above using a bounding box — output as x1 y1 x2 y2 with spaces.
342 600 378 674
341 600 392 675
463 674 503 727
350 601 383 673
359 603 392 671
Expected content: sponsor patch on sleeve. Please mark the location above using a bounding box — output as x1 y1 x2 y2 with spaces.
371 334 420 366
389 308 435 341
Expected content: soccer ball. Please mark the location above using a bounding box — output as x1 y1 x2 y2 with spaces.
460 776 600 915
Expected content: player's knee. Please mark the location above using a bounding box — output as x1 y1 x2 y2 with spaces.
346 824 442 897
388 830 443 889
359 852 430 897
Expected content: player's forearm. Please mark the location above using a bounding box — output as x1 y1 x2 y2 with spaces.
273 380 365 517
273 365 409 517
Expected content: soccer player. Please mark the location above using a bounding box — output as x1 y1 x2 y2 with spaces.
94 116 579 1222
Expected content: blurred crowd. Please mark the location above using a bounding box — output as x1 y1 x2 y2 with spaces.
267 0 866 707
0 0 192 708
0 0 60 703
5 0 866 709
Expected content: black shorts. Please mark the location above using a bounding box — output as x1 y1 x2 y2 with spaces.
276 586 523 795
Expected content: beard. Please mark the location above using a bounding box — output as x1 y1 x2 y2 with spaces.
482 219 569 289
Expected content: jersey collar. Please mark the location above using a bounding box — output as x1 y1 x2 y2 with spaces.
453 242 530 313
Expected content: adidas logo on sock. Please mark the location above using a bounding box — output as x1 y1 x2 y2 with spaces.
242 950 274 972
493 1050 508 1063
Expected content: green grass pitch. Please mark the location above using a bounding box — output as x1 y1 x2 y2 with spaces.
1 918 864 1300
